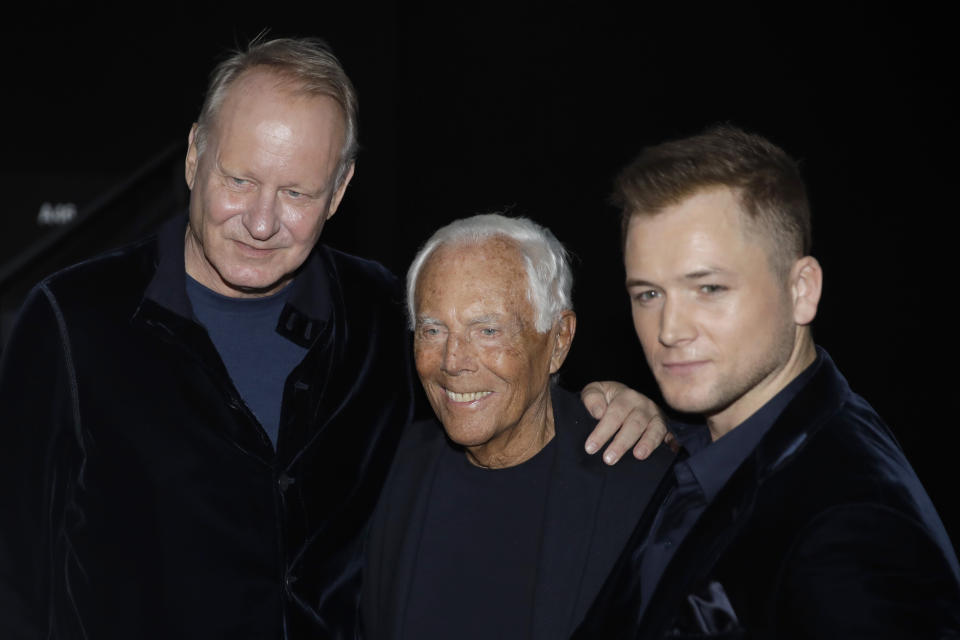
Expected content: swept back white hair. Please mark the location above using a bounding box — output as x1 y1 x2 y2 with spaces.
406 214 573 333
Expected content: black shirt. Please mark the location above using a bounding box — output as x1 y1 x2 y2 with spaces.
403 436 559 639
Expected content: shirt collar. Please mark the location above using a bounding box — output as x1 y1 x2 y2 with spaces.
670 351 824 502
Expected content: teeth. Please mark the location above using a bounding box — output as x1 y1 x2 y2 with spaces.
445 390 492 402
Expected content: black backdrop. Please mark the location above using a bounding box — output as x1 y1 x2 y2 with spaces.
3 4 954 550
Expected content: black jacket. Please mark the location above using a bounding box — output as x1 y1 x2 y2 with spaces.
573 351 960 639
362 386 673 639
0 217 415 639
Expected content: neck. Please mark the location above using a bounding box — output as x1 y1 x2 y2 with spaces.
707 331 817 441
466 395 555 469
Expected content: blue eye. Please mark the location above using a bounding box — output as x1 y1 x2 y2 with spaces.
480 327 499 336
633 290 659 303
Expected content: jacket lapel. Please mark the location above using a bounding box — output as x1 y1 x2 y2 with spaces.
532 388 607 640
383 427 446 639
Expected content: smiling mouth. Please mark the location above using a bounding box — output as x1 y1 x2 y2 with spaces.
444 389 493 402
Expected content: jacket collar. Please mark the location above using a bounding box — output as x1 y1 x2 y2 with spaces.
532 387 609 640
752 348 850 480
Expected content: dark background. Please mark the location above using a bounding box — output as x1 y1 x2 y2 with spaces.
2 4 954 549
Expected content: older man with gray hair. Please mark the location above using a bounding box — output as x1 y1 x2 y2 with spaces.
362 214 673 639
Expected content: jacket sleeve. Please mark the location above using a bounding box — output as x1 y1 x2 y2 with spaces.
0 284 76 639
779 502 960 638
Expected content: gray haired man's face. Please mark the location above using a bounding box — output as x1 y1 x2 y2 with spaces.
412 238 574 468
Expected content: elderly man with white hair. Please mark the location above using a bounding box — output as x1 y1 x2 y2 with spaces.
362 214 673 639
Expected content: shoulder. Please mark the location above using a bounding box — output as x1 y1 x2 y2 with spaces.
391 417 447 471
2 237 157 382
37 236 157 313
369 418 446 538
755 354 927 517
551 385 674 482
795 393 958 565
784 390 923 508
740 369 960 594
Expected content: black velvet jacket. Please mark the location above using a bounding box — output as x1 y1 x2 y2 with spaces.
573 351 960 639
0 217 415 639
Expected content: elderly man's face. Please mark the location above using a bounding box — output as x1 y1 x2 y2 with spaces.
624 187 807 434
414 239 572 463
183 70 353 297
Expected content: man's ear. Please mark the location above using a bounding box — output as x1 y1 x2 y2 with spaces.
325 161 355 221
185 123 200 190
549 310 577 374
790 256 823 326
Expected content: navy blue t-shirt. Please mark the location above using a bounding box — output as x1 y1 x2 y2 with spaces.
186 276 307 447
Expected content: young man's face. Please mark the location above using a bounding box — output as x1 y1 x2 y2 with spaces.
624 186 801 435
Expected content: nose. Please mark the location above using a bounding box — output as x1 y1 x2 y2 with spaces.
441 333 476 375
242 192 282 241
658 295 696 347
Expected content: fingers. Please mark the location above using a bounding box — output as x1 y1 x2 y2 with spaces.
581 381 667 464
595 405 662 465
585 407 626 456
600 413 645 465
580 381 615 421
631 412 667 460
582 381 630 455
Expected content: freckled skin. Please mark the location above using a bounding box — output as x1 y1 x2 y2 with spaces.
414 238 575 468
624 187 819 439
183 69 354 298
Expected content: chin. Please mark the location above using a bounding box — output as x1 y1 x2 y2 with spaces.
220 267 291 293
440 421 497 448
660 388 717 416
